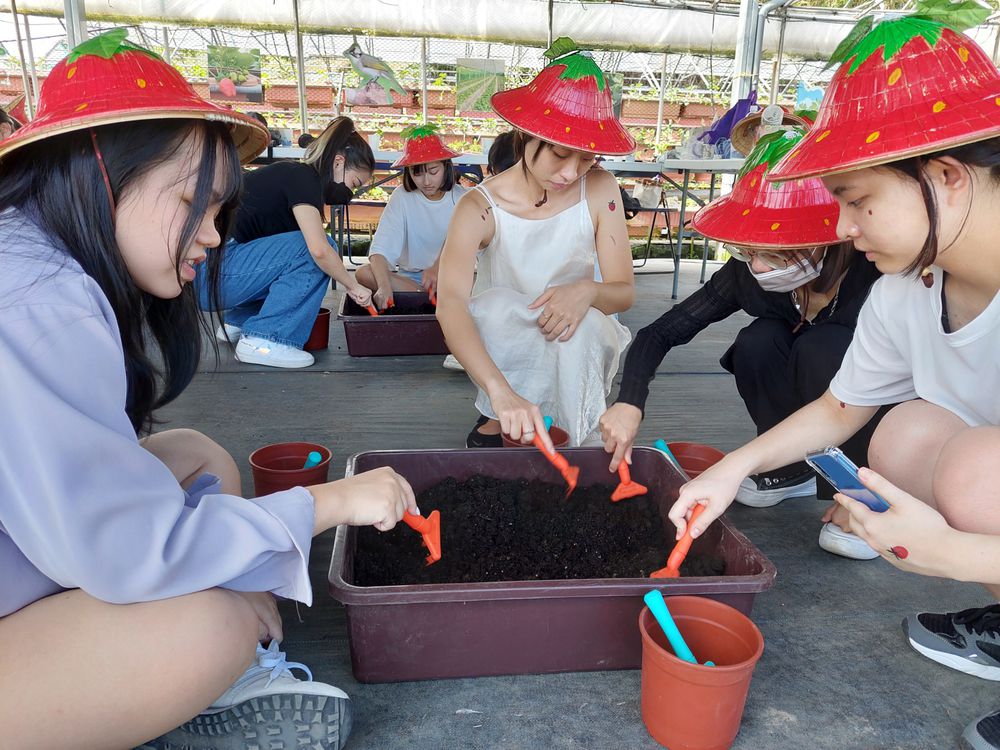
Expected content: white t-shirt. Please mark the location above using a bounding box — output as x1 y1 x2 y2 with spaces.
830 268 1000 427
369 184 468 272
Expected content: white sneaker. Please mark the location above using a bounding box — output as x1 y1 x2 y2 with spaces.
235 336 314 369
148 640 352 750
215 323 242 343
734 473 816 508
818 522 880 560
442 354 465 371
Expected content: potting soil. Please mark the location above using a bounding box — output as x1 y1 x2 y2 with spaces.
380 301 436 316
354 474 726 586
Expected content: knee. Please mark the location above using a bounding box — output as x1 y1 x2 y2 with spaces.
868 401 966 473
933 427 1000 531
729 319 791 370
175 429 241 494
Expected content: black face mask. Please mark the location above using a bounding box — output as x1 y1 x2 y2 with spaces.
325 181 354 206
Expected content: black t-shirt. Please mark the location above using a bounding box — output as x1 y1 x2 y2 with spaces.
233 161 324 243
616 254 882 413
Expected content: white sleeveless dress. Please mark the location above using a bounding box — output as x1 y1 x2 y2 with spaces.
469 176 632 446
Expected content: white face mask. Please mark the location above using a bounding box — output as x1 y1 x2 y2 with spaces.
749 256 824 293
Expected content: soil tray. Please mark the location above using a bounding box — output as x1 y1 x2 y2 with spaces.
337 291 449 357
328 447 776 683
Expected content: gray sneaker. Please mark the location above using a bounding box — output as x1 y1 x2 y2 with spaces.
903 604 1000 680
147 640 352 749
962 709 1000 750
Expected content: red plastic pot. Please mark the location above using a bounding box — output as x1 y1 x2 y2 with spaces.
667 442 725 478
249 441 331 497
501 425 570 449
303 307 331 352
640 596 764 750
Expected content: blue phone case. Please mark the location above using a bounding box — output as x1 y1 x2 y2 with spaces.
804 447 890 513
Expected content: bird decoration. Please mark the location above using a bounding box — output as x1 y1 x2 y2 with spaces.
343 42 406 102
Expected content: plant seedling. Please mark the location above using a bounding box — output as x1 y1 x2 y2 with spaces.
402 510 442 565
611 462 647 502
651 504 706 578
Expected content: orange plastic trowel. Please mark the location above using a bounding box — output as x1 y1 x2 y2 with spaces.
533 416 579 497
651 504 706 578
611 462 648 502
402 510 441 565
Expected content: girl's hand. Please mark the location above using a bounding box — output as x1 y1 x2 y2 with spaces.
528 280 596 342
310 467 418 533
422 262 439 299
348 285 373 308
599 403 642 471
232 591 283 643
667 462 744 540
488 386 552 452
833 467 960 577
374 286 394 311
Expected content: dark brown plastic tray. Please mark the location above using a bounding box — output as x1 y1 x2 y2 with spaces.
328 447 776 683
337 291 449 357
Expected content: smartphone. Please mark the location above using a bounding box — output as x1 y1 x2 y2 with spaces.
804 446 890 513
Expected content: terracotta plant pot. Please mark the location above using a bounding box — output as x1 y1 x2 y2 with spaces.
639 596 764 750
303 307 330 352
249 441 331 497
501 425 570 449
666 442 726 478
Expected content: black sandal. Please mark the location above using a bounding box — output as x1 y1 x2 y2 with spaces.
466 415 502 448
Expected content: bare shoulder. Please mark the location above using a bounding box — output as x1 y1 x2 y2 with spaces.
585 167 621 199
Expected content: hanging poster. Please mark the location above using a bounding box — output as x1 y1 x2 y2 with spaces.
456 58 505 114
207 46 263 103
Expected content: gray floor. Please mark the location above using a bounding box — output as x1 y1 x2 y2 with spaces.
160 260 993 750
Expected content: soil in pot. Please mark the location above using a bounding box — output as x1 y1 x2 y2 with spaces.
354 474 725 586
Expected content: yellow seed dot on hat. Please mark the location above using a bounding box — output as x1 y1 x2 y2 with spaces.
589 142 595 149
816 130 831 143
565 126 570 133
887 69 902 86
866 131 880 144
750 177 757 187
932 101 946 113
137 78 147 89
66 67 77 80
823 218 831 226
544 108 551 115
515 106 522 111
742 209 750 216
770 222 780 231
599 122 604 131
958 47 970 63
75 102 87 112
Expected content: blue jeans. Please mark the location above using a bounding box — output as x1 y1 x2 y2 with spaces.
196 231 334 347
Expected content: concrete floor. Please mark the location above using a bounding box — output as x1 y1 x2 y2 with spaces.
159 260 994 749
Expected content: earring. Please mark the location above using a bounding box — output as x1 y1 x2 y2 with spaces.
921 266 934 288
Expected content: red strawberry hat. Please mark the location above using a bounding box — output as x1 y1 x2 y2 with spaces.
0 29 267 164
693 128 841 250
3 94 27 126
391 124 461 169
770 3 1000 182
491 37 635 156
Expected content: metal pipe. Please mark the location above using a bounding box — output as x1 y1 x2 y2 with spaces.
23 11 40 114
162 26 171 64
9 0 34 119
291 0 308 135
769 11 787 103
752 0 795 90
420 37 428 122
654 52 668 146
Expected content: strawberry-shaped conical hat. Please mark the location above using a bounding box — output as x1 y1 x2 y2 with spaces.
4 94 27 126
693 128 841 250
770 1 998 181
391 124 461 168
491 37 635 156
0 29 267 164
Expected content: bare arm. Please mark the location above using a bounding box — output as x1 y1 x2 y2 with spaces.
589 169 635 315
669 390 879 537
436 190 553 448
291 204 371 305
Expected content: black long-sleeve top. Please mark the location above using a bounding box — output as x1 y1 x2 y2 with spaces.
616 255 882 414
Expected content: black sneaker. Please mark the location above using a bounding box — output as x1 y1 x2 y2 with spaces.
903 604 1000 680
733 467 816 508
962 709 1000 750
466 414 502 448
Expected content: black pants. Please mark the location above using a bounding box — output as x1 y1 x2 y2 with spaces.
720 318 887 499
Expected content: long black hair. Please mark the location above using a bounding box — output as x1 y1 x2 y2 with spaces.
301 116 374 196
0 119 242 434
881 136 1000 276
